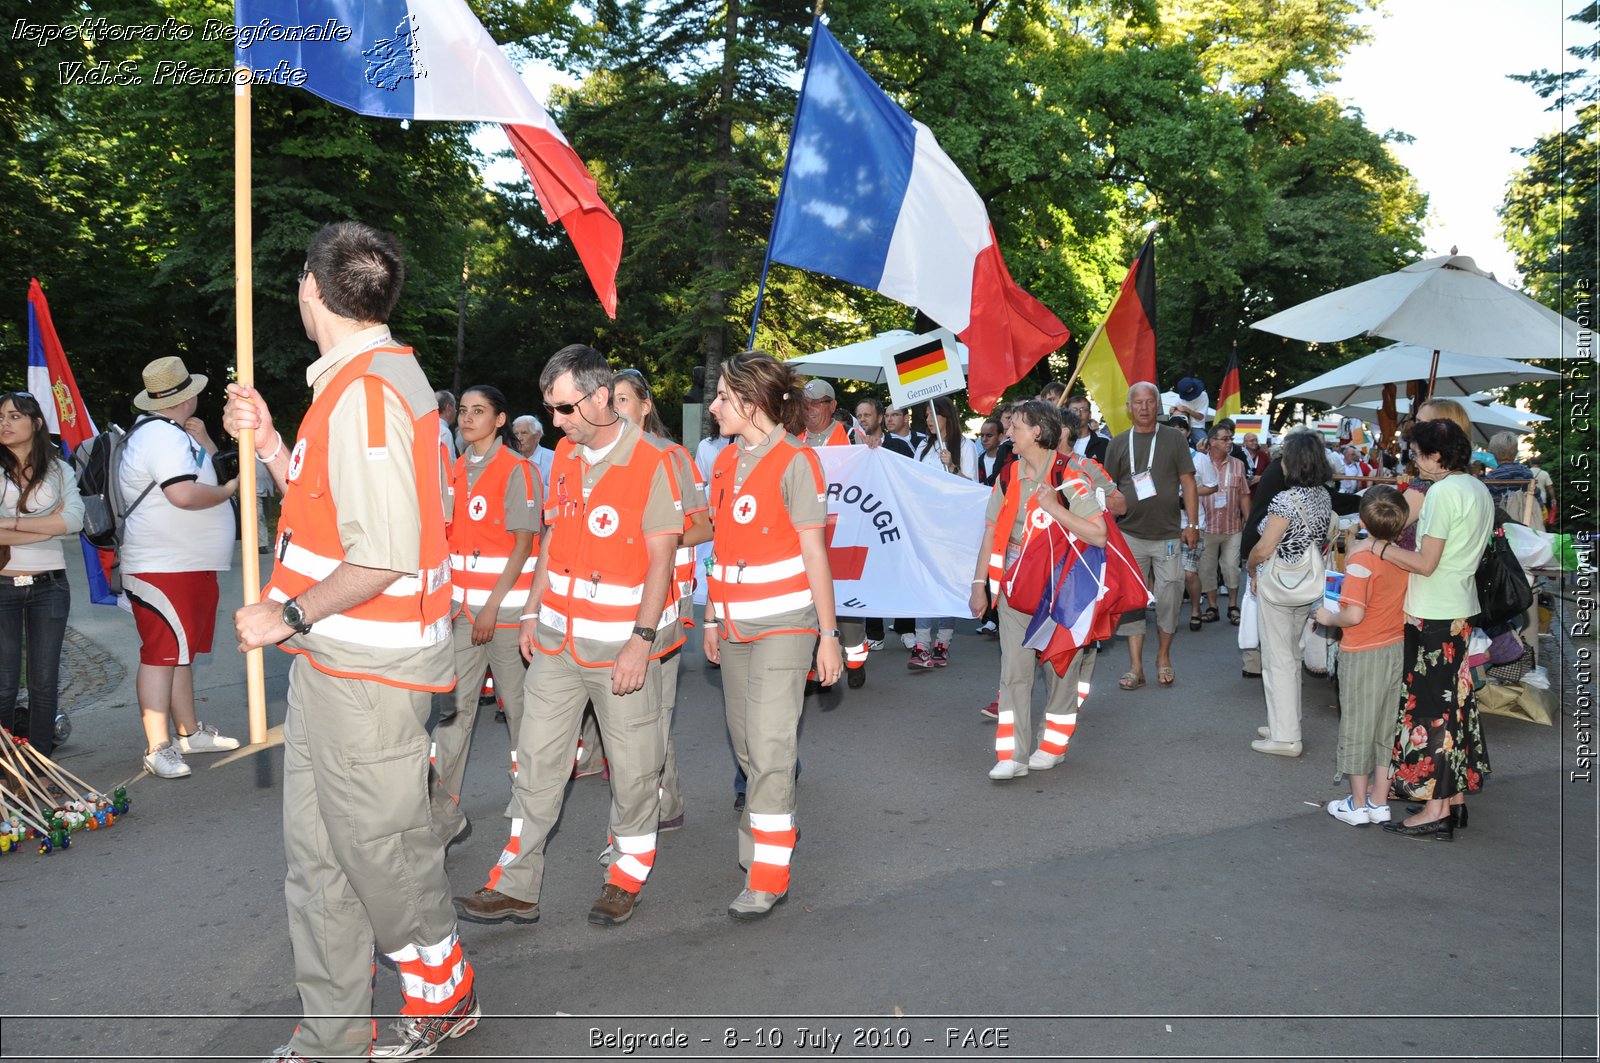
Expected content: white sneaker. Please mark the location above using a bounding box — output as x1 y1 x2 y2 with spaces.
988 759 1029 781
1257 726 1271 739
865 638 885 651
976 620 998 636
175 722 240 754
143 741 191 779
1326 796 1370 826
1364 801 1392 823
900 632 917 650
1027 749 1064 771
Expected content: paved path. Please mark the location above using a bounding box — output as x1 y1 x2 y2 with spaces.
4 550 1595 1062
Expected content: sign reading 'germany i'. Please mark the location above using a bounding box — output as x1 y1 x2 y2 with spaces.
880 328 967 409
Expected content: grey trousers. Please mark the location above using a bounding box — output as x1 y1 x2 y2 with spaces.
430 615 526 841
1116 533 1184 637
282 658 463 1059
574 647 685 822
1260 597 1316 743
719 631 812 870
1200 531 1241 598
996 602 1081 763
492 649 662 903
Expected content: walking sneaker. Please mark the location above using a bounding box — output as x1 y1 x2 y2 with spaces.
988 759 1029 781
1363 801 1392 824
452 887 540 925
865 638 886 651
588 883 640 926
931 642 950 667
1326 796 1370 826
728 887 787 921
846 661 867 689
142 741 191 779
174 722 240 754
907 644 935 670
370 988 481 1059
976 620 998 636
260 1045 314 1063
979 699 999 722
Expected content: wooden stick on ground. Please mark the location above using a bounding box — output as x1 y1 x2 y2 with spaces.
0 784 51 835
14 740 96 800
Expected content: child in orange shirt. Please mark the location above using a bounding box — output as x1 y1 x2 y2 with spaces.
1314 486 1411 826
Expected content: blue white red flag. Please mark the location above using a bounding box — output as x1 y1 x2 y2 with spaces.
236 0 621 316
27 279 117 605
768 20 1068 413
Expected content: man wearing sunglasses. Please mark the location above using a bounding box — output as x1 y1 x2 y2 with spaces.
455 343 683 932
224 221 479 1063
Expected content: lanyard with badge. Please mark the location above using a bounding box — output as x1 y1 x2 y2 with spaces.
1129 429 1158 501
1213 457 1231 509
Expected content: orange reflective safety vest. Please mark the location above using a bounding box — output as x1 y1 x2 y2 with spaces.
707 439 821 641
266 348 453 688
985 453 1094 596
660 440 703 626
537 436 684 667
448 444 537 625
804 422 851 448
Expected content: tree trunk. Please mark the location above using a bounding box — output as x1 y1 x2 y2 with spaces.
701 0 741 409
453 243 471 396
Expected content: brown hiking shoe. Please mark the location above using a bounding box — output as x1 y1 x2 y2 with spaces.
587 883 639 926
453 887 539 925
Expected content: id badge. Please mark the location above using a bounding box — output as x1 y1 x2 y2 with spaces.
1132 469 1156 500
1213 492 1228 509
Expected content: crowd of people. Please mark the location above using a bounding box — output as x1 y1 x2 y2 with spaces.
0 218 1525 1061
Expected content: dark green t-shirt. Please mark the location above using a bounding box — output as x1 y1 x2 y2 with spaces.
1104 425 1194 541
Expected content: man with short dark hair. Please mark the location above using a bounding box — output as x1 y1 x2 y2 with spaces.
225 221 479 1063
1065 394 1108 464
436 389 459 462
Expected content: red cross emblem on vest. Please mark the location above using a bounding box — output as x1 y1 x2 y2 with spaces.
587 504 620 537
468 495 489 521
732 495 758 525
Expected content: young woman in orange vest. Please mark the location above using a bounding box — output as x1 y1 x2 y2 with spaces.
705 352 841 920
431 385 539 844
969 400 1108 781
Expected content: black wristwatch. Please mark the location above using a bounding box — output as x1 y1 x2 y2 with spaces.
631 625 657 642
282 597 314 635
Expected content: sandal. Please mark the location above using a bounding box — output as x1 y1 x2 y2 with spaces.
1188 616 1202 631
1201 607 1220 623
1157 666 1175 687
1228 607 1241 626
1118 671 1146 690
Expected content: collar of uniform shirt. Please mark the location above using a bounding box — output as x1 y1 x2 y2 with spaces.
304 325 393 388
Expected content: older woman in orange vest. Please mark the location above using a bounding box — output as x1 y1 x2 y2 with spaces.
430 385 538 845
705 352 842 920
969 400 1108 781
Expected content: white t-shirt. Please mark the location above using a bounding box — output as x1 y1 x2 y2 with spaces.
117 415 235 573
915 434 980 481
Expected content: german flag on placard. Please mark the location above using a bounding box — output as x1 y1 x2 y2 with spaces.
892 337 951 386
1076 233 1156 435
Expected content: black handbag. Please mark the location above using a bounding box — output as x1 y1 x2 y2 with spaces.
1470 525 1533 629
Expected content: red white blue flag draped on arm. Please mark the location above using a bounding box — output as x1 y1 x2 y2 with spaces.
235 0 621 317
768 20 1069 413
27 279 117 606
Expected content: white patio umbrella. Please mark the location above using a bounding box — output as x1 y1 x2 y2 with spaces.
1327 398 1533 445
1278 345 1558 407
786 329 969 384
1252 253 1582 362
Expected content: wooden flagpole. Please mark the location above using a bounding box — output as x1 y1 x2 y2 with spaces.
236 68 267 746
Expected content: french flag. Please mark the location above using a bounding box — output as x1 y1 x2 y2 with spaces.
768 20 1069 413
27 279 117 606
236 0 621 316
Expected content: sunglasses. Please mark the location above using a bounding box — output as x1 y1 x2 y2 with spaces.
543 386 599 417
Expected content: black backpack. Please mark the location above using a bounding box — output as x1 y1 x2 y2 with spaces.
72 418 157 551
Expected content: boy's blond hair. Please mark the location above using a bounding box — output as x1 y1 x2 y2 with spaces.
1359 484 1410 543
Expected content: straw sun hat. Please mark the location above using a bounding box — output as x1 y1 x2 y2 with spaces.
133 356 208 412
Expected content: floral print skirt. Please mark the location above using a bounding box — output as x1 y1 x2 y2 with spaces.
1389 616 1491 801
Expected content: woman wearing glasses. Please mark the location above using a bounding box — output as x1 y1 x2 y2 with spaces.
0 391 84 759
705 352 841 920
431 385 539 846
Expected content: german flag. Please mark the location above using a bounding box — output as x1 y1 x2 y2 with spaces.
1216 343 1242 420
892 337 951 386
1076 233 1156 435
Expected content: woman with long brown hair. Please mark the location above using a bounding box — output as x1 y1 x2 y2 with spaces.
0 391 85 758
705 352 839 919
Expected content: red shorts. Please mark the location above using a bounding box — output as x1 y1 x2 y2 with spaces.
124 571 220 666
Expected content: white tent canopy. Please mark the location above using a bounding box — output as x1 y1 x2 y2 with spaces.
786 330 971 384
1328 398 1533 446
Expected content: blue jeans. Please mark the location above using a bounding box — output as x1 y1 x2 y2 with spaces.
0 572 71 757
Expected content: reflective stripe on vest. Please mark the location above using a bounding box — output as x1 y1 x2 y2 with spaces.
707 440 817 639
267 349 453 666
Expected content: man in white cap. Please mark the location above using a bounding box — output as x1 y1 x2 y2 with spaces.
118 356 241 780
800 379 851 447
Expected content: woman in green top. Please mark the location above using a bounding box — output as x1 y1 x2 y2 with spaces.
1362 419 1493 841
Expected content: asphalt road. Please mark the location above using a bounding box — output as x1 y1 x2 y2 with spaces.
3 557 1594 1063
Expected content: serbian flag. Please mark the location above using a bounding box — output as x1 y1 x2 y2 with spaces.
27 279 117 605
236 0 621 316
1077 233 1157 435
767 20 1068 413
1216 343 1243 420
